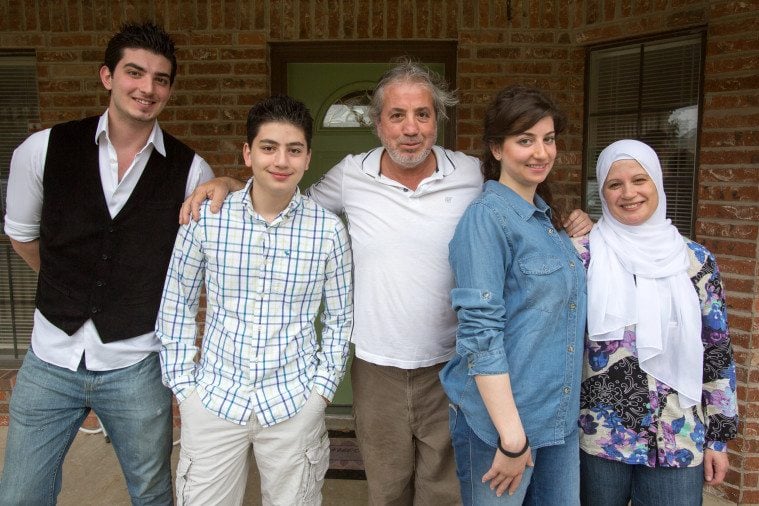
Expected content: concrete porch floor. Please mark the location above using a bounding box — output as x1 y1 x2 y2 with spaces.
0 424 736 505
0 424 367 505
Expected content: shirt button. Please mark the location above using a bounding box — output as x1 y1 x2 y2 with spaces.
548 228 554 234
563 386 570 394
569 303 576 310
567 345 574 353
569 261 575 268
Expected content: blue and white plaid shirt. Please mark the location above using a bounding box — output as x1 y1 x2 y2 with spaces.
157 179 353 426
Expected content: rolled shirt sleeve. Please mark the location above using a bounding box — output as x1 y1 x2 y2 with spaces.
4 129 49 242
449 201 510 377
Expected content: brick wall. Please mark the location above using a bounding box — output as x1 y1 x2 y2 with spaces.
569 1 759 503
0 0 757 502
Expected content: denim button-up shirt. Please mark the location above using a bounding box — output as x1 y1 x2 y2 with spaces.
440 180 587 449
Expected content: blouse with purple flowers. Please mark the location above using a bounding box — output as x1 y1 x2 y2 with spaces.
574 235 738 468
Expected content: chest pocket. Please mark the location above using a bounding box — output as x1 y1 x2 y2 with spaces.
517 254 564 313
268 245 323 304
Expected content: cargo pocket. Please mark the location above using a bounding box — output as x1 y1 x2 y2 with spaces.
175 449 193 506
299 431 330 505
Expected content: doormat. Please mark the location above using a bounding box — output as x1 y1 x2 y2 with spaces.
327 430 366 480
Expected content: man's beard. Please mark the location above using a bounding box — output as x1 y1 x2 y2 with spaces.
381 135 433 169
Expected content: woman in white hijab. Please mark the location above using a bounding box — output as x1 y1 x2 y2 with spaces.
575 140 738 505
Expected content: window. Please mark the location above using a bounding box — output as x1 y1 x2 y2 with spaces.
584 32 704 237
1 50 40 363
322 90 373 128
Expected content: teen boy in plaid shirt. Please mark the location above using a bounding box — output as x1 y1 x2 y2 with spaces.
157 95 353 505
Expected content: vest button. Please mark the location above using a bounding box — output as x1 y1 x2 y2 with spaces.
101 254 109 260
91 306 100 314
96 280 105 287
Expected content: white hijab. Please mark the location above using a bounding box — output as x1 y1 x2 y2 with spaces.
587 140 702 408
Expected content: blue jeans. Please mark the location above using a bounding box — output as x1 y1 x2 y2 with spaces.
580 451 704 506
0 349 173 506
449 404 580 505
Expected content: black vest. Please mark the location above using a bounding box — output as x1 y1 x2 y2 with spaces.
37 116 194 343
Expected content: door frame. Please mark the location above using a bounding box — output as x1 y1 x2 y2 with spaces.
269 40 458 148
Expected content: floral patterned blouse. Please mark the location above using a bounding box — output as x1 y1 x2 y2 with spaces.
574 235 738 467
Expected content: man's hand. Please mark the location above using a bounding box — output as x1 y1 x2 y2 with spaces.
482 441 533 497
563 208 593 237
704 448 729 486
179 177 244 224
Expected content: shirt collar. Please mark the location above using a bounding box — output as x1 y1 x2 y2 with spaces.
240 178 303 224
484 179 551 222
94 109 165 156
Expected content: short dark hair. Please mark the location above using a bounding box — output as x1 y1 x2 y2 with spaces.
246 95 314 149
369 57 457 128
103 21 178 84
482 85 568 229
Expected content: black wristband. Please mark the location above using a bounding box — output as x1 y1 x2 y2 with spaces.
497 436 530 458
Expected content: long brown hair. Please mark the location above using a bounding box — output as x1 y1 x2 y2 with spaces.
482 85 567 229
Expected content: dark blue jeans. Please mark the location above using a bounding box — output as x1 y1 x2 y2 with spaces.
580 450 704 506
449 404 580 505
0 349 173 505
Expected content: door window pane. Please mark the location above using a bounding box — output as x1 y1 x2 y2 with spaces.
322 90 373 128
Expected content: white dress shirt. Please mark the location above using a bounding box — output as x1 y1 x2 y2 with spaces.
4 110 214 371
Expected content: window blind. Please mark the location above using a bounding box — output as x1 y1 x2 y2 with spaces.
584 33 703 238
1 50 40 362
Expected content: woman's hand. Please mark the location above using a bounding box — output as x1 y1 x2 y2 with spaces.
482 440 533 497
704 448 729 486
179 177 244 224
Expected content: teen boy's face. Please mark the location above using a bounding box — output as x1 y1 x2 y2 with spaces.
243 121 311 199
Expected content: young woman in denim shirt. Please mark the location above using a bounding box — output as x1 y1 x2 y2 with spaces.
441 86 587 505
577 140 738 505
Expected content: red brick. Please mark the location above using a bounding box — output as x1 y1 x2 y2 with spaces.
741 489 759 504
696 220 758 241
698 203 759 223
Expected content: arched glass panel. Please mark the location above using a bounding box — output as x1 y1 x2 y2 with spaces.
322 90 373 128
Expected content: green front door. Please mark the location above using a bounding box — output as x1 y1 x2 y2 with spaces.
286 61 447 406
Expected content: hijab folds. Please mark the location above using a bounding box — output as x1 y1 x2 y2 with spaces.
587 139 702 408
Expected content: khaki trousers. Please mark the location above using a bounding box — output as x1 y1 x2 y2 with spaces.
175 390 329 506
352 358 461 506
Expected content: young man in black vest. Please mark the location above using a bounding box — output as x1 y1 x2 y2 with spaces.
0 22 213 505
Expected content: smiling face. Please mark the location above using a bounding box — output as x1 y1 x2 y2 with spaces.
602 159 659 226
99 47 173 126
491 115 557 202
244 121 311 201
375 81 437 169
